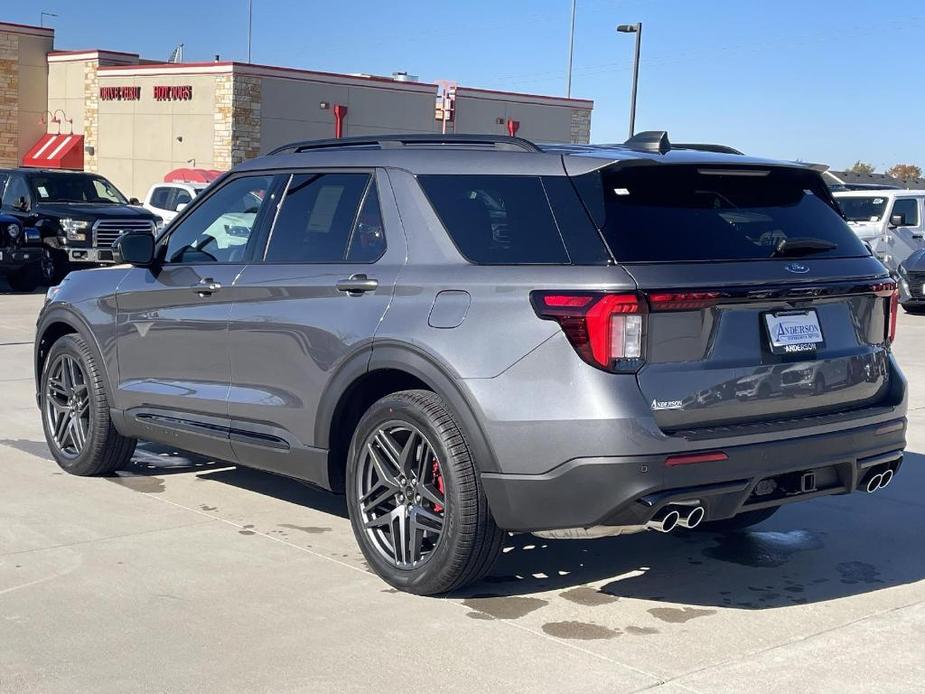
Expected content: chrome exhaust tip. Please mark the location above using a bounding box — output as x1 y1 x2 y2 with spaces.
865 473 883 493
677 505 705 530
878 468 894 489
646 508 681 533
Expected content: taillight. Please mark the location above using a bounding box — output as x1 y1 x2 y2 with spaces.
531 291 644 372
871 280 898 344
647 291 722 312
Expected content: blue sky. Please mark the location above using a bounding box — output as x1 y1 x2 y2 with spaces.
8 0 923 169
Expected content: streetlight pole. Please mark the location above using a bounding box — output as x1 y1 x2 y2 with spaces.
617 23 642 139
566 0 576 97
247 0 253 63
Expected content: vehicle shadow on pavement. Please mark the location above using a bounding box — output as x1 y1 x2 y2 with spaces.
459 451 925 610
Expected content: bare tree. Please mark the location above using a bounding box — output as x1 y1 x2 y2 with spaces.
847 161 875 175
887 164 922 181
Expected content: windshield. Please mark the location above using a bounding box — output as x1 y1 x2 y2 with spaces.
572 165 869 262
29 173 128 205
836 195 889 222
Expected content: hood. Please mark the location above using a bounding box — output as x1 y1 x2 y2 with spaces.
34 202 158 221
899 248 925 272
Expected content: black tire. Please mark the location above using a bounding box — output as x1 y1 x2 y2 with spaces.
902 303 925 315
346 389 504 595
6 267 38 292
40 334 136 476
40 247 69 286
696 506 779 532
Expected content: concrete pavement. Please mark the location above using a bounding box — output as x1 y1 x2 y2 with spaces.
1 287 923 693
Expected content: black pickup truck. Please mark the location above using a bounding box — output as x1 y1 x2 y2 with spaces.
0 168 161 290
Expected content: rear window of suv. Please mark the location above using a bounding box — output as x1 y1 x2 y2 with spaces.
419 174 608 265
572 165 870 263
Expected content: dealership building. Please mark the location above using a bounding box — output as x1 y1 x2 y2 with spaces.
0 20 594 198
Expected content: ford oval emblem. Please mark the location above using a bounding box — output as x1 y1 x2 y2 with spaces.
785 262 810 274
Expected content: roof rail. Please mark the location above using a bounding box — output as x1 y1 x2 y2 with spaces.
624 130 671 154
675 143 744 155
268 133 541 155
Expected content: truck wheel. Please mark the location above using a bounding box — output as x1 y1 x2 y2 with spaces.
40 334 136 476
6 268 38 292
346 389 504 595
40 247 68 286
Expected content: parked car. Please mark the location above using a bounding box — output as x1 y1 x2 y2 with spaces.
143 181 207 224
35 133 907 595
0 213 47 291
0 168 162 283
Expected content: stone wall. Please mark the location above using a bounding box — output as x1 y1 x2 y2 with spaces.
213 74 233 170
213 73 262 169
0 31 19 167
569 108 592 144
83 61 99 172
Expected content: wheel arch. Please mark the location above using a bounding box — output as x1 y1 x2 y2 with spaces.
317 341 500 492
35 308 113 408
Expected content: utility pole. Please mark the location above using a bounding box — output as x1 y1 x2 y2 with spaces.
247 0 253 63
617 23 642 138
566 0 576 97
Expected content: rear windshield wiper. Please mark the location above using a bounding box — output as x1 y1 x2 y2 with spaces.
771 237 837 258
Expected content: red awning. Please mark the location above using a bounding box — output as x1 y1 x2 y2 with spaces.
23 133 85 170
163 168 223 184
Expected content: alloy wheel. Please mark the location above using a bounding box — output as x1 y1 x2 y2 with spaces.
356 422 446 569
44 354 91 458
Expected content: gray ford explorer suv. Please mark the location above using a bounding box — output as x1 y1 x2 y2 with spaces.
35 132 907 595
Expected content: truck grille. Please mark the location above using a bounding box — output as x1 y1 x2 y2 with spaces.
92 219 155 248
906 271 925 299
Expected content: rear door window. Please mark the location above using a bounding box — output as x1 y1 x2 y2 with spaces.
264 173 377 263
573 165 870 262
149 186 172 210
418 174 607 265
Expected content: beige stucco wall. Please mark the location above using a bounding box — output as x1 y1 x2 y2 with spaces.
453 89 592 144
47 60 87 133
0 24 53 167
258 75 438 154
96 72 219 198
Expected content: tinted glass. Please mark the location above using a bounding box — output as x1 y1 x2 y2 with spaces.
573 165 869 262
164 175 273 264
838 195 889 222
892 198 919 226
541 176 609 264
346 182 387 262
419 175 570 264
2 175 30 209
0 174 8 201
265 173 370 263
150 187 172 209
28 173 127 204
174 189 192 208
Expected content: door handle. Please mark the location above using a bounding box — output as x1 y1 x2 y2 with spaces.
336 273 379 295
194 278 222 296
913 233 924 240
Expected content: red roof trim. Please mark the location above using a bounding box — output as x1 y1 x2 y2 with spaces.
0 20 54 36
49 49 140 57
98 60 439 88
455 85 593 106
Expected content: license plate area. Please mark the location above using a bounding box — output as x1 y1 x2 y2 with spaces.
763 309 824 355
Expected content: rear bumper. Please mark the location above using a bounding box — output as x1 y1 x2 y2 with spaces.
482 417 907 532
0 247 41 274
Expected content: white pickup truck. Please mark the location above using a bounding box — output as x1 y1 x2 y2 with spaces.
142 182 207 224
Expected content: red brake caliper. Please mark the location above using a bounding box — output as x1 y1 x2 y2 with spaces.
432 459 445 514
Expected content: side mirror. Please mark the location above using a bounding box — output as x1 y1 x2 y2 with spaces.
113 231 155 267
128 197 141 206
22 228 42 246
17 196 29 212
175 202 188 213
890 214 907 228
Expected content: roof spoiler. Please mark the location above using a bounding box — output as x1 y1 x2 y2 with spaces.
624 130 671 154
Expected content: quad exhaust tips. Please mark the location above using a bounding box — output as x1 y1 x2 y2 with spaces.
864 466 895 493
645 508 681 533
676 505 706 530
